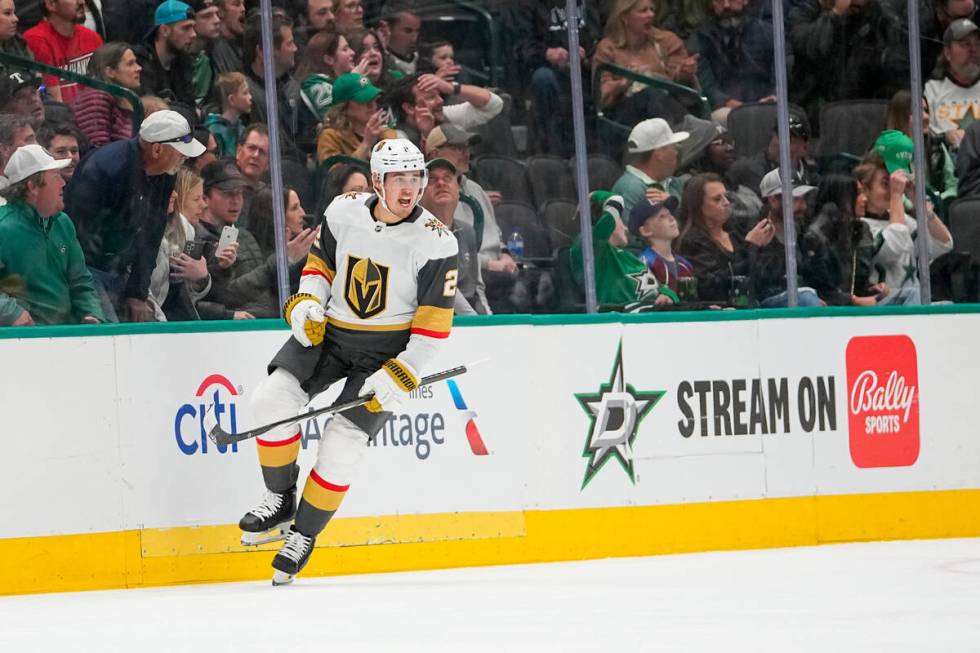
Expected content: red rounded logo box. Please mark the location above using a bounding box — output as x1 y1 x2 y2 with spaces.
845 335 920 468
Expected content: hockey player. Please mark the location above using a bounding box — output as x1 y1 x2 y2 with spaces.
238 138 458 585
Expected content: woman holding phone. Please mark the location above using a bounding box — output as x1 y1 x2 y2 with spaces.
148 167 211 321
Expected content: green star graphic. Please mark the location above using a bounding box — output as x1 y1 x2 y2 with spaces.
955 108 979 131
575 340 665 489
902 261 917 284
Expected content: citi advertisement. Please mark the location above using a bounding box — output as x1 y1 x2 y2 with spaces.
174 373 490 463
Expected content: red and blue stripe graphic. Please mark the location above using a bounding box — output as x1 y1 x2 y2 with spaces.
446 379 488 456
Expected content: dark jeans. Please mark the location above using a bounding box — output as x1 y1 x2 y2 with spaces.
530 66 573 157
87 266 127 323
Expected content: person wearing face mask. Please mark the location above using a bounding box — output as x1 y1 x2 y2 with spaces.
690 0 775 126
64 110 205 322
925 19 980 150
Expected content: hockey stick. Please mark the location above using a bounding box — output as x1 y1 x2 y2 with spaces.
208 360 484 447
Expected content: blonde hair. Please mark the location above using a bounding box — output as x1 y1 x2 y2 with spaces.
165 167 204 250
140 95 170 115
323 101 353 131
604 0 653 49
215 72 247 106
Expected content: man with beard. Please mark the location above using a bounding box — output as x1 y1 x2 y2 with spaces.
748 168 824 308
24 0 103 103
64 111 205 322
242 13 302 161
691 0 775 125
135 0 199 109
925 18 980 149
211 0 246 73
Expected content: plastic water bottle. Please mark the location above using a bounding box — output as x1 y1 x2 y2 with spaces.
507 230 524 259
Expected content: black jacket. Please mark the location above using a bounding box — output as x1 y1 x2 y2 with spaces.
517 0 601 70
65 138 175 301
677 226 754 303
691 14 775 108
134 41 198 111
800 202 875 304
244 67 303 162
788 0 909 113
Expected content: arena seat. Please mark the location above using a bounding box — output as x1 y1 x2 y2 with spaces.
727 101 808 159
471 155 533 205
539 198 580 250
817 100 889 157
527 155 575 209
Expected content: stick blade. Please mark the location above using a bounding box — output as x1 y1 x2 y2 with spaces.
209 425 232 447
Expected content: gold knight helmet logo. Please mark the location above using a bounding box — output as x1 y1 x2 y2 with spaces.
345 255 390 319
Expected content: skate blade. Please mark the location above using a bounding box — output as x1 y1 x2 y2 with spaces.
241 522 292 547
272 570 295 586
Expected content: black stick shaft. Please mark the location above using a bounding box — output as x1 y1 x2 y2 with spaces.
209 364 470 446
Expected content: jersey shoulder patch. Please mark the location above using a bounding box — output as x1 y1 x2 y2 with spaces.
414 208 458 258
325 192 374 227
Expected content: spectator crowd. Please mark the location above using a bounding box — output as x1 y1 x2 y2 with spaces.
0 0 976 324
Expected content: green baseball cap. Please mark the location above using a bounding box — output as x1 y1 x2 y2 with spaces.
331 73 381 106
874 130 914 174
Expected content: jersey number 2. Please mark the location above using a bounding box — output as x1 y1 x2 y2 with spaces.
443 269 458 297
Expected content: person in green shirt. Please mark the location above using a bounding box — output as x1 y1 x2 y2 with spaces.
0 145 104 326
611 117 689 217
569 191 678 308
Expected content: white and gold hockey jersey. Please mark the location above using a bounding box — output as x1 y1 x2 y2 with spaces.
298 191 459 371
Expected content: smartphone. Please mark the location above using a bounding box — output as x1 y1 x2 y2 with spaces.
216 225 239 253
183 240 204 260
384 107 396 129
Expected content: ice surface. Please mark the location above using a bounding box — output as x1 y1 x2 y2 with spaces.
1 538 978 652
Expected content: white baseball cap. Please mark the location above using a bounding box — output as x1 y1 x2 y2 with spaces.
1 144 70 185
139 110 206 157
760 168 815 198
627 118 690 154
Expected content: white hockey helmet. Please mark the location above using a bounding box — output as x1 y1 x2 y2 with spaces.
370 138 428 214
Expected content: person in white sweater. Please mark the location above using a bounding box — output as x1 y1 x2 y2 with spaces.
854 149 953 305
923 18 980 149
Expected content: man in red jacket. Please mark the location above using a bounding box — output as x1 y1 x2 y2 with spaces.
24 0 103 104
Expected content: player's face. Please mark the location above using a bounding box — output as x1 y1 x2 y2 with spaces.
381 171 424 218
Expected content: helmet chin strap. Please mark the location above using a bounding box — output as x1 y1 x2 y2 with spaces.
373 173 423 217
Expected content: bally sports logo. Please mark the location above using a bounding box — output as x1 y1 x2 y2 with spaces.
846 335 920 468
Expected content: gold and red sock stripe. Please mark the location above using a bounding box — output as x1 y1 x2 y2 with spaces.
256 432 301 468
301 469 349 512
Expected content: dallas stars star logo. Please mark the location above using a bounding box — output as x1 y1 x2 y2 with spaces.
575 341 664 489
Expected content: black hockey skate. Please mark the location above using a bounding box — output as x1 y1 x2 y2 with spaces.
271 526 316 586
239 487 296 546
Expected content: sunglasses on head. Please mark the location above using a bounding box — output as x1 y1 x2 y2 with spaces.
158 133 194 145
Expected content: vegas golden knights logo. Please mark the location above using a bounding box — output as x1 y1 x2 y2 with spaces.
345 255 389 319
